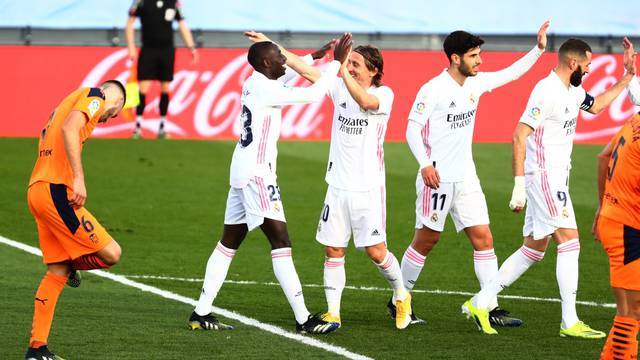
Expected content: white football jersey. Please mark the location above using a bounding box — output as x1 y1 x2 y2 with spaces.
324 79 394 191
229 61 340 188
519 71 593 174
407 46 543 182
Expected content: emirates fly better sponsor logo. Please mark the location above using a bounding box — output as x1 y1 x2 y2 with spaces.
446 109 476 129
337 114 368 135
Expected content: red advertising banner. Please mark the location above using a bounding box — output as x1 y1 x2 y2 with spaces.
2 46 638 143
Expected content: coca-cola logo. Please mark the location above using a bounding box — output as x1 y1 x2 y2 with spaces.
575 55 639 141
81 48 329 139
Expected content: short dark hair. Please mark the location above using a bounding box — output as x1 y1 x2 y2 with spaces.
559 38 592 60
443 31 485 63
247 41 276 69
101 79 126 106
354 45 384 87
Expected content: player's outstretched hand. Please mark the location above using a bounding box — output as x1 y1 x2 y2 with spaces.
69 177 87 209
509 176 526 212
537 20 550 50
312 39 338 60
334 33 353 64
421 165 440 190
623 37 637 75
244 31 272 44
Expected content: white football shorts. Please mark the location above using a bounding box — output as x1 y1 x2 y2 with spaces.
316 185 387 249
523 170 576 240
224 175 286 231
415 173 490 232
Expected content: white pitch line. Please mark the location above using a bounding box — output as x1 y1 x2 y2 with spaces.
123 274 616 309
0 235 372 360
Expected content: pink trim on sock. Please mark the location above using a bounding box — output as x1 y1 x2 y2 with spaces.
473 249 497 261
557 240 580 254
271 248 292 259
380 253 394 270
215 243 236 258
404 247 425 266
324 261 344 268
520 246 544 262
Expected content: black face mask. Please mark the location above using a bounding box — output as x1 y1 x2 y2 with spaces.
570 65 584 87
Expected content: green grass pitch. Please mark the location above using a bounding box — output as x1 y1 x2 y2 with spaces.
0 138 614 359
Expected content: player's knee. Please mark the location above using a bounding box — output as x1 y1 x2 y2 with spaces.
472 234 494 250
269 235 291 249
101 242 122 266
412 235 439 254
325 246 345 258
365 245 387 263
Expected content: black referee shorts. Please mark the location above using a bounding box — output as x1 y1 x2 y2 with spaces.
137 47 175 82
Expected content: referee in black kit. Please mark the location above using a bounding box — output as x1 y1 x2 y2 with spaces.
125 0 198 139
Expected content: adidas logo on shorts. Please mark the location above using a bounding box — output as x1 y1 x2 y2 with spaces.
371 229 380 236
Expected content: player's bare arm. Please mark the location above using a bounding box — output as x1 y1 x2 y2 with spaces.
588 39 636 114
178 20 198 64
340 57 381 110
592 140 615 240
244 31 336 83
125 16 137 61
509 123 534 212
61 111 88 209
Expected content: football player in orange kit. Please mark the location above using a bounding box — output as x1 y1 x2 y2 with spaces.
25 80 125 360
594 36 640 360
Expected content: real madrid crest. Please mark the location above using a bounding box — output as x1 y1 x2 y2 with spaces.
562 208 569 219
431 212 439 222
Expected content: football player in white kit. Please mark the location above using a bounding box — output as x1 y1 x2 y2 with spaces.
314 45 416 330
464 38 636 338
242 32 414 330
402 22 549 327
188 33 353 334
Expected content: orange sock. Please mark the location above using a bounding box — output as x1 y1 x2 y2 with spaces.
71 254 109 270
29 271 66 348
601 316 638 360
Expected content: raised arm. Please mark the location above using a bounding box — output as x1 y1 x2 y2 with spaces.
264 34 352 106
244 31 336 83
587 37 637 113
339 58 381 110
480 21 548 92
623 37 640 105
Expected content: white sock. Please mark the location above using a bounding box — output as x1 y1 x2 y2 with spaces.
194 242 236 316
375 251 407 302
324 256 345 316
475 245 544 309
271 248 310 324
401 246 425 291
557 239 580 329
474 249 499 310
